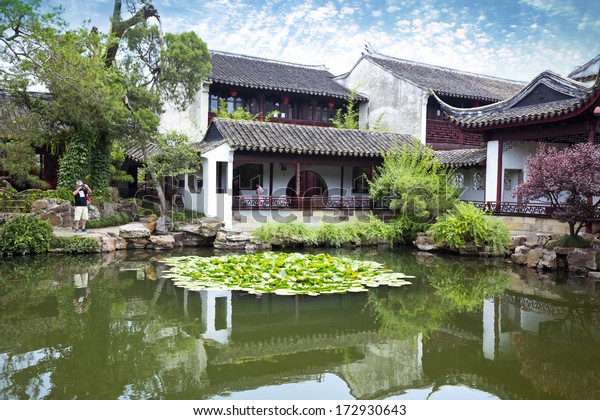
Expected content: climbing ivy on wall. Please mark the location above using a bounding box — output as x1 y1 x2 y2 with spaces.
57 131 92 192
90 139 112 195
57 131 113 195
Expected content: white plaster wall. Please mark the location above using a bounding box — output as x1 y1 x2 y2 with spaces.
501 141 569 203
456 168 485 201
201 143 233 227
159 82 211 142
337 59 425 140
176 172 204 213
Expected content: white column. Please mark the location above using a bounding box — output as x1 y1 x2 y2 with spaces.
485 140 500 202
420 90 430 145
202 157 216 217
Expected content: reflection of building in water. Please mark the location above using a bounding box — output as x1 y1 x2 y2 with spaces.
481 276 600 362
199 290 232 345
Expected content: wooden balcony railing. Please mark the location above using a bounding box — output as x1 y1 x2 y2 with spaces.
233 195 385 210
465 201 555 217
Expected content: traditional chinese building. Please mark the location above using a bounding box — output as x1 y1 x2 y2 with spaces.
186 118 414 226
436 69 600 233
335 47 524 150
160 50 365 141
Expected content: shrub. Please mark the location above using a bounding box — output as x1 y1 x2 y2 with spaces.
0 215 54 255
253 222 318 247
86 212 133 229
545 235 591 250
430 202 512 254
61 235 100 254
171 209 205 222
253 217 398 248
316 223 359 248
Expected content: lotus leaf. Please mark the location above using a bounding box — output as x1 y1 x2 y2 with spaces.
161 252 412 296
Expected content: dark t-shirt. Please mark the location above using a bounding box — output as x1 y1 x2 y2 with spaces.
74 187 89 206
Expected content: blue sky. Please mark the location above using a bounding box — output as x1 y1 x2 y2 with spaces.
48 0 599 82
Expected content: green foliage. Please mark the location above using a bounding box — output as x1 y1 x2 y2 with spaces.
0 215 54 255
89 140 112 195
0 137 50 190
214 98 258 121
139 208 158 217
158 32 212 111
145 132 201 183
1 0 212 206
171 209 205 222
316 223 360 248
163 252 413 296
253 217 400 248
57 131 92 191
253 222 318 247
85 212 132 229
545 234 591 250
109 142 134 184
330 88 359 130
368 111 388 132
58 235 100 254
430 201 512 254
369 140 460 241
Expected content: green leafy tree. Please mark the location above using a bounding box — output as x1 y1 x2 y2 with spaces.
369 140 460 241
214 98 258 121
330 88 359 129
143 131 201 211
0 0 211 202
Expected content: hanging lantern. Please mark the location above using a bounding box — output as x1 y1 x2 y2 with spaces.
327 100 335 109
229 89 238 97
282 96 289 104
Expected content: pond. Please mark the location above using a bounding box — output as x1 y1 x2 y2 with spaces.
0 247 599 400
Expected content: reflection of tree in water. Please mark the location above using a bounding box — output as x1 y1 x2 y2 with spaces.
368 260 511 338
0 254 204 399
512 301 600 400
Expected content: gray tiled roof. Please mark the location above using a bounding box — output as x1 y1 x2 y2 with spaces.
210 51 365 100
438 71 600 129
434 148 486 167
568 53 600 83
362 52 524 102
199 118 414 157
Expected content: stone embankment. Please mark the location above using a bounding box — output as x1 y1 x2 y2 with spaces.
414 230 600 282
510 233 600 281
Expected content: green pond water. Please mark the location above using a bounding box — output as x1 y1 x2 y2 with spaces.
0 247 598 400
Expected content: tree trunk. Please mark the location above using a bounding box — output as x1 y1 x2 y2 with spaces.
104 0 160 68
569 221 576 238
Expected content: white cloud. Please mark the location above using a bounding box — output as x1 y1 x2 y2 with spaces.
41 0 595 83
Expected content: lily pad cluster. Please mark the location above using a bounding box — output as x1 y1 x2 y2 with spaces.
161 252 413 296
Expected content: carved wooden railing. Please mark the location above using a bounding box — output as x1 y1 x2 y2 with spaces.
233 195 378 210
465 200 555 217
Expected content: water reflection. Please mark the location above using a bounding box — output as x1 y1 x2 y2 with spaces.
0 248 598 400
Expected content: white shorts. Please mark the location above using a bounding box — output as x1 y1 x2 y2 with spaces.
74 206 89 221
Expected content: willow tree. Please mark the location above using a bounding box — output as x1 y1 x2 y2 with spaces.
0 0 211 206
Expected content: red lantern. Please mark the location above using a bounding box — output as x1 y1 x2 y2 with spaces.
229 89 238 97
282 96 289 104
328 100 335 109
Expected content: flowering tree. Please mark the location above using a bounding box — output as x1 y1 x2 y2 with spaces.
513 142 600 237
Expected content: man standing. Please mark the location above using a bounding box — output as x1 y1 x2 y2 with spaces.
72 180 92 233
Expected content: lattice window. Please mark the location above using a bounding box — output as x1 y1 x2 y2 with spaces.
473 172 485 190
452 172 465 188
